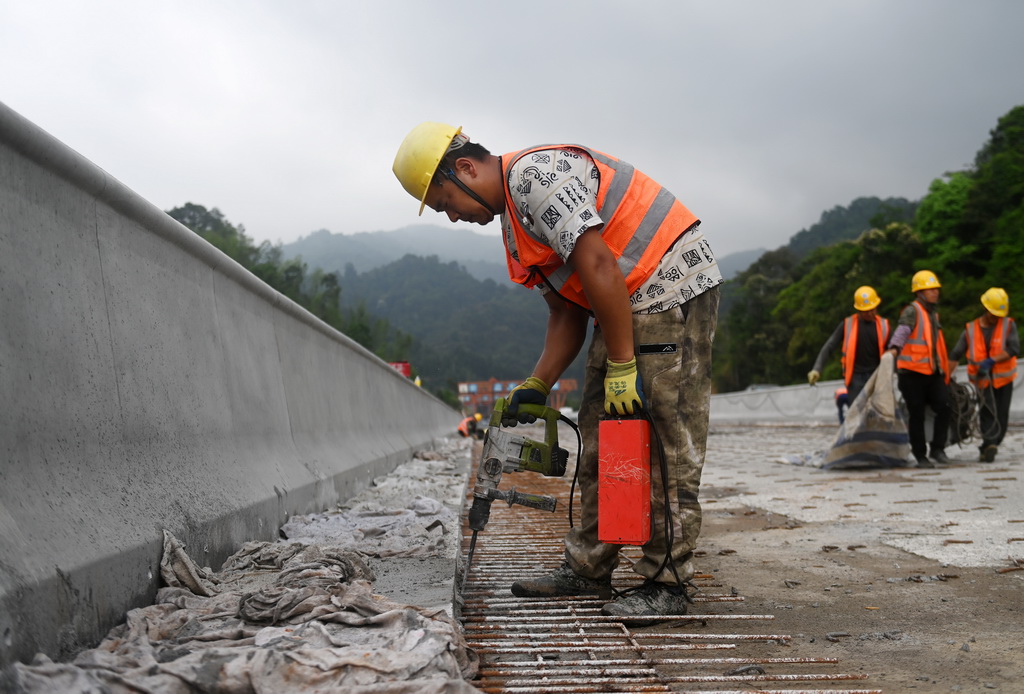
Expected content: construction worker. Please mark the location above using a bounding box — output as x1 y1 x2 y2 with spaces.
457 413 483 438
834 386 849 424
886 270 952 467
807 286 891 412
948 288 1019 462
393 123 722 622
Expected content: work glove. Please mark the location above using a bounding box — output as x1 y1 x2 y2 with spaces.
807 370 821 386
504 376 550 425
604 358 647 416
979 357 996 375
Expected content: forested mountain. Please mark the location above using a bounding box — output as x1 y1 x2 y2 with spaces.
717 196 916 318
282 226 510 285
717 247 768 280
340 255 588 393
714 105 1024 391
786 197 917 258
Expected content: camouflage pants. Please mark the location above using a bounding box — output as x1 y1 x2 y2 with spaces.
565 286 719 586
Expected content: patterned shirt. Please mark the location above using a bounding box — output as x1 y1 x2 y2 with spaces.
502 147 722 314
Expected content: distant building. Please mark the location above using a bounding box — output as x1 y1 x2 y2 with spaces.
458 377 578 415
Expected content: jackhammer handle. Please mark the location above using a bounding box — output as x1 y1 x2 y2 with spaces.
502 488 558 513
497 399 560 427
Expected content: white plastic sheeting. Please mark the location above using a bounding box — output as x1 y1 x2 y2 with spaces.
7 445 480 693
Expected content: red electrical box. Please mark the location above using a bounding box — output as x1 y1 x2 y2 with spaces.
598 418 651 545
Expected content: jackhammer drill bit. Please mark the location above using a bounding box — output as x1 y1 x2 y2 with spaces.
461 399 568 591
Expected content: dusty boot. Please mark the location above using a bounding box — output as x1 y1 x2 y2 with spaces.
511 562 612 599
980 444 998 463
914 454 934 468
930 449 952 465
601 580 691 624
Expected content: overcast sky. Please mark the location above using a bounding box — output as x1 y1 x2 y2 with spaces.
2 1 1022 258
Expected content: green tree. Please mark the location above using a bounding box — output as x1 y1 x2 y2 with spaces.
168 203 259 267
914 172 975 271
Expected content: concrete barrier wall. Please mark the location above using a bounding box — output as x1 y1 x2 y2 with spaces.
0 102 457 668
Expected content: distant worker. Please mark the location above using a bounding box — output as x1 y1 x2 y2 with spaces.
834 386 849 424
887 270 952 467
393 122 722 622
457 413 483 438
808 286 891 409
948 288 1018 462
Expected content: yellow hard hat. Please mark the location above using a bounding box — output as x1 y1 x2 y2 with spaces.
981 287 1009 317
474 412 483 421
853 285 881 311
393 122 462 215
911 270 941 293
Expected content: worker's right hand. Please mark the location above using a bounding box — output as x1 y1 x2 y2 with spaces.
505 376 550 425
807 370 821 386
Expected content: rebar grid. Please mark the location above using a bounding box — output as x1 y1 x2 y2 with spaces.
460 446 881 694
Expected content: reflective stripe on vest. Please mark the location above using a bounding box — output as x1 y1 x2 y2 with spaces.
896 300 950 383
965 317 1018 389
500 145 699 308
841 314 891 386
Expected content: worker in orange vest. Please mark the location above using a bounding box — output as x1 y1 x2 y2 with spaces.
948 288 1019 462
394 123 722 622
834 386 850 424
808 286 891 412
457 413 483 438
886 270 952 467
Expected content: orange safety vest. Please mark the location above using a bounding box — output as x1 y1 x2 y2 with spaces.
896 300 950 383
965 317 1018 389
841 314 891 386
500 145 699 309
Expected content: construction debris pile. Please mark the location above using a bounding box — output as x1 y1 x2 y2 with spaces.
7 443 481 694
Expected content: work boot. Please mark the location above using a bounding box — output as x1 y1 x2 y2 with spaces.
980 444 998 463
510 562 612 599
601 580 690 624
930 449 952 465
914 454 934 468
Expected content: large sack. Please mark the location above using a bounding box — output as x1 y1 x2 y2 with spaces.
786 352 911 469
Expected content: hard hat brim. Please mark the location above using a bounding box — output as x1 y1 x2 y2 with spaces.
393 122 462 216
418 125 460 215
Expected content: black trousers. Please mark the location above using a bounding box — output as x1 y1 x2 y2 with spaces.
847 370 873 406
897 370 951 458
978 382 1013 448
